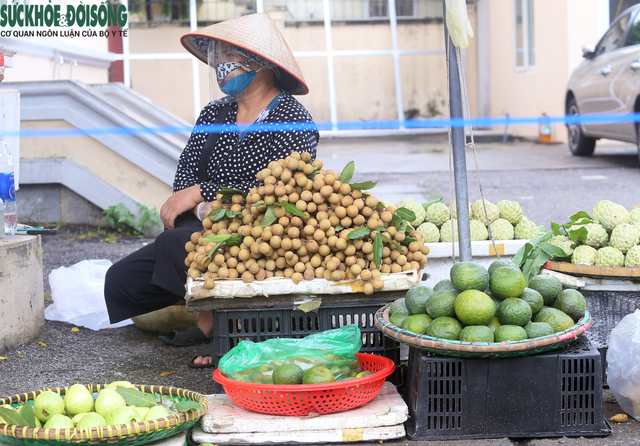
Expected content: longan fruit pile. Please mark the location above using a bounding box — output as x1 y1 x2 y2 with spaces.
185 151 429 295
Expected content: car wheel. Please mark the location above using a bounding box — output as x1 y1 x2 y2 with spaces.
566 98 596 156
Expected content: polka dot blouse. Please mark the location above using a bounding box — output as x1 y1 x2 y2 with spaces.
173 92 320 200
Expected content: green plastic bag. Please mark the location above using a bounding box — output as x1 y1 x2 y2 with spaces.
219 324 363 383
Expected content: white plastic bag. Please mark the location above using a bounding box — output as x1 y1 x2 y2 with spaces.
445 0 474 49
45 259 133 331
607 309 640 420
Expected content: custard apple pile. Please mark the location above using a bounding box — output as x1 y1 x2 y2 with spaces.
566 201 640 267
413 198 540 243
396 198 426 227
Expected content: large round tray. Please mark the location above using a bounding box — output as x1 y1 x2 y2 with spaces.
544 260 640 280
0 385 208 446
374 304 591 358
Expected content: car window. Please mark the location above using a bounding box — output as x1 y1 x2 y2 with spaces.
596 12 632 55
625 11 640 47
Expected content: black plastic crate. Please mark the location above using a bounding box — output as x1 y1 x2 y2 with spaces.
404 336 612 440
209 301 400 369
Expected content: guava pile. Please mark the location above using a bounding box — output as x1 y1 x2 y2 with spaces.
0 381 201 430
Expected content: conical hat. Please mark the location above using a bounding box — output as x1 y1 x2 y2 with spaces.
181 13 309 95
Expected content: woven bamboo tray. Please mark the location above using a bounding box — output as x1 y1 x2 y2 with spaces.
0 385 208 446
544 260 640 280
374 304 591 358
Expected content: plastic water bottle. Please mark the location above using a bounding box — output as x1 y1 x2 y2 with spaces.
0 140 16 235
0 197 4 238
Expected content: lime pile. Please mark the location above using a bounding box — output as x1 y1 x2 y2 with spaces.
388 260 587 343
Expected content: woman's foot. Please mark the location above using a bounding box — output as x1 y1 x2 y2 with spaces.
191 311 215 366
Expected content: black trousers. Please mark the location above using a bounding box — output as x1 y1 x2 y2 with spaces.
104 212 203 323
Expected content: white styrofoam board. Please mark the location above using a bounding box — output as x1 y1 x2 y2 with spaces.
201 382 407 434
425 239 529 258
541 268 640 292
192 424 405 444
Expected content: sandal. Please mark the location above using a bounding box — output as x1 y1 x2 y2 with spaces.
159 326 212 346
188 343 218 369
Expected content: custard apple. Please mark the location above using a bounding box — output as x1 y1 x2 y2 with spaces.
471 200 500 225
424 202 450 227
595 201 629 231
470 219 489 241
630 208 640 225
514 217 539 240
625 245 640 267
440 219 458 242
396 198 426 226
497 200 523 225
572 245 597 265
549 235 569 247
451 200 471 220
489 218 514 241
559 240 575 256
609 223 640 253
591 200 613 223
595 247 625 267
582 223 609 245
417 222 440 243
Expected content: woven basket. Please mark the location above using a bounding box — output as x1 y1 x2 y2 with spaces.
374 304 591 358
0 385 208 446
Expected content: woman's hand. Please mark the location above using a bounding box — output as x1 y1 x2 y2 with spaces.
161 185 203 229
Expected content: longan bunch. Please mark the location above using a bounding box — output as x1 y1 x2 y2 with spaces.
185 151 429 294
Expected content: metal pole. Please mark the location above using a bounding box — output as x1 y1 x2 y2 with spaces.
189 0 200 118
442 0 472 262
322 0 339 131
388 0 405 129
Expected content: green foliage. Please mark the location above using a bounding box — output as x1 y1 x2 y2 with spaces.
102 203 160 236
512 211 594 285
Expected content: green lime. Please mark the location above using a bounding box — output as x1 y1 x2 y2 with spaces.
303 366 336 384
459 325 494 343
524 322 554 339
355 371 373 378
553 289 587 322
273 364 304 385
528 275 563 306
390 298 409 316
450 262 490 292
519 287 544 315
405 286 434 315
488 260 520 276
486 317 502 333
490 268 526 300
426 317 462 340
494 325 528 342
533 307 575 333
400 314 433 335
491 296 501 312
433 279 457 292
497 297 532 326
426 290 457 318
453 290 496 325
389 311 408 327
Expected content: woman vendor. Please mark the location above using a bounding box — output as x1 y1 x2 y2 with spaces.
104 13 319 367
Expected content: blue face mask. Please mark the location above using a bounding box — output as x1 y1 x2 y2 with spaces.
216 61 260 96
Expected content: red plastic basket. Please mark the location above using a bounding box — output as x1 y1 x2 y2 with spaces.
213 353 395 416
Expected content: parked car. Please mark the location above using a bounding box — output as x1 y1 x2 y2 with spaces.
566 5 640 163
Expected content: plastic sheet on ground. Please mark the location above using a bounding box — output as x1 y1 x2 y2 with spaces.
45 259 133 330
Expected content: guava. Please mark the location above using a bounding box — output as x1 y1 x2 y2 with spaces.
33 391 65 423
76 412 107 429
94 388 126 418
43 414 73 429
64 384 94 416
131 406 150 419
71 413 88 427
105 406 140 425
143 405 170 422
105 381 136 391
